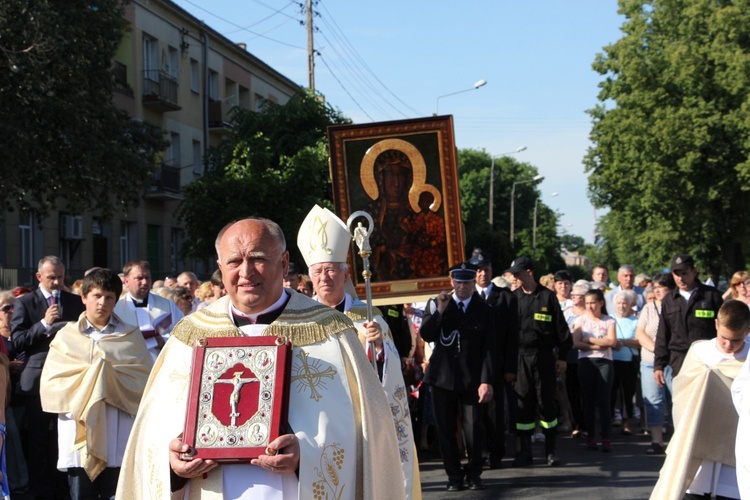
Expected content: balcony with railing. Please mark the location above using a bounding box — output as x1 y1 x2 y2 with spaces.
142 69 181 111
146 163 183 200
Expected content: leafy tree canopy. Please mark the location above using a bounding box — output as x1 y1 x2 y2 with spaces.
457 148 565 276
177 89 349 263
0 0 166 219
585 0 750 278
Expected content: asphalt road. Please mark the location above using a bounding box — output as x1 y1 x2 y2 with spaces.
418 430 664 499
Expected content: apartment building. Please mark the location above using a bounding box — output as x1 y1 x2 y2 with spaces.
0 0 299 287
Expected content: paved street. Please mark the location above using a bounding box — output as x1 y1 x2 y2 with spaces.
418 430 663 499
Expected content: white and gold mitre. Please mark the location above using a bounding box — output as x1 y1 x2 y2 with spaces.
297 205 350 267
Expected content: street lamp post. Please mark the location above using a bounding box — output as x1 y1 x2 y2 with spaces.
532 192 558 261
510 174 544 248
489 146 527 231
434 79 487 115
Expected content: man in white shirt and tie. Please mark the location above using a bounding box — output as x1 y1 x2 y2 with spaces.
114 260 183 360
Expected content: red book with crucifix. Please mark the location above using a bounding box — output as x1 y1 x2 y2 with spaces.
182 336 292 461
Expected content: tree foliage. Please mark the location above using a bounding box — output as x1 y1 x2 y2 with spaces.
0 0 166 218
457 148 565 275
585 0 750 278
177 90 349 263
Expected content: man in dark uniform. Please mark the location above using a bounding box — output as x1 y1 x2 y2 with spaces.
506 256 571 467
654 254 723 391
470 249 518 469
420 262 495 491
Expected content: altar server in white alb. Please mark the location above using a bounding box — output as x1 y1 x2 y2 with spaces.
732 303 750 500
297 205 421 498
114 260 183 360
652 299 750 500
116 217 406 499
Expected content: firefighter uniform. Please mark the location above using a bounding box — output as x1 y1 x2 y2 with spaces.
508 257 571 466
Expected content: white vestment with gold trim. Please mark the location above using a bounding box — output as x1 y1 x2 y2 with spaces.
116 293 405 500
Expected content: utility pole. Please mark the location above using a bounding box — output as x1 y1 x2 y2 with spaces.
307 0 315 91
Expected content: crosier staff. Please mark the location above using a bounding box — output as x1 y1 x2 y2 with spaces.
346 210 378 371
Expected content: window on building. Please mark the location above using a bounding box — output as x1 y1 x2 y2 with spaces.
143 35 158 73
120 221 138 269
147 225 162 274
19 211 33 271
170 228 185 275
239 86 250 110
169 132 181 167
192 140 203 175
190 58 200 93
168 46 179 79
208 70 219 100
224 78 236 106
254 93 265 112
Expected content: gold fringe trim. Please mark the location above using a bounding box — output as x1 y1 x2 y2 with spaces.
171 301 355 347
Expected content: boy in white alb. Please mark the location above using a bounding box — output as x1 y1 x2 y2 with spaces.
651 300 750 500
40 269 153 499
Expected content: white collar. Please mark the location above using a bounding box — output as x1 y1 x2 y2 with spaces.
230 290 289 323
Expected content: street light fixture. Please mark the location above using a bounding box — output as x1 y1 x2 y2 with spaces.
489 146 527 231
510 174 544 248
434 79 487 115
532 192 558 261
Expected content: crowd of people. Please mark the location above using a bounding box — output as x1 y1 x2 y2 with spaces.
1 223 750 498
402 253 750 497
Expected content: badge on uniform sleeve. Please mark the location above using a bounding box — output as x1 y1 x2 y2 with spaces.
695 310 715 319
534 313 552 322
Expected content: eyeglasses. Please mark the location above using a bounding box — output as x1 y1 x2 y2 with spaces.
0 305 13 312
310 267 342 278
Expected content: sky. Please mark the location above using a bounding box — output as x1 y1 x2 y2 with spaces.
172 0 625 244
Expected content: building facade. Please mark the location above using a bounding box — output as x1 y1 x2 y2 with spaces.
0 0 299 287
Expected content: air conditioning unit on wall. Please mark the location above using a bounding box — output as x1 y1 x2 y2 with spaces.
61 215 83 240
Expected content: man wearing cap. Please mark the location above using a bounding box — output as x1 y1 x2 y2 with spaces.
506 256 571 467
654 254 723 390
297 205 421 498
420 262 495 491
470 248 518 469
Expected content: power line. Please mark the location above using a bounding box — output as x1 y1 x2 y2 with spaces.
178 0 305 50
317 2 423 117
317 53 373 121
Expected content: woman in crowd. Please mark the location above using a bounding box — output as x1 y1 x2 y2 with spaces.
296 274 313 296
564 282 589 438
171 285 194 316
195 281 214 309
635 272 674 454
572 289 617 451
724 270 750 306
611 289 640 436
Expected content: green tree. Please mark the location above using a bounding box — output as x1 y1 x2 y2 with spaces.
177 90 349 263
585 0 750 279
457 148 564 275
0 0 166 218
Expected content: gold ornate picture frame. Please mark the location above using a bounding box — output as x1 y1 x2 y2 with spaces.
327 116 465 304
